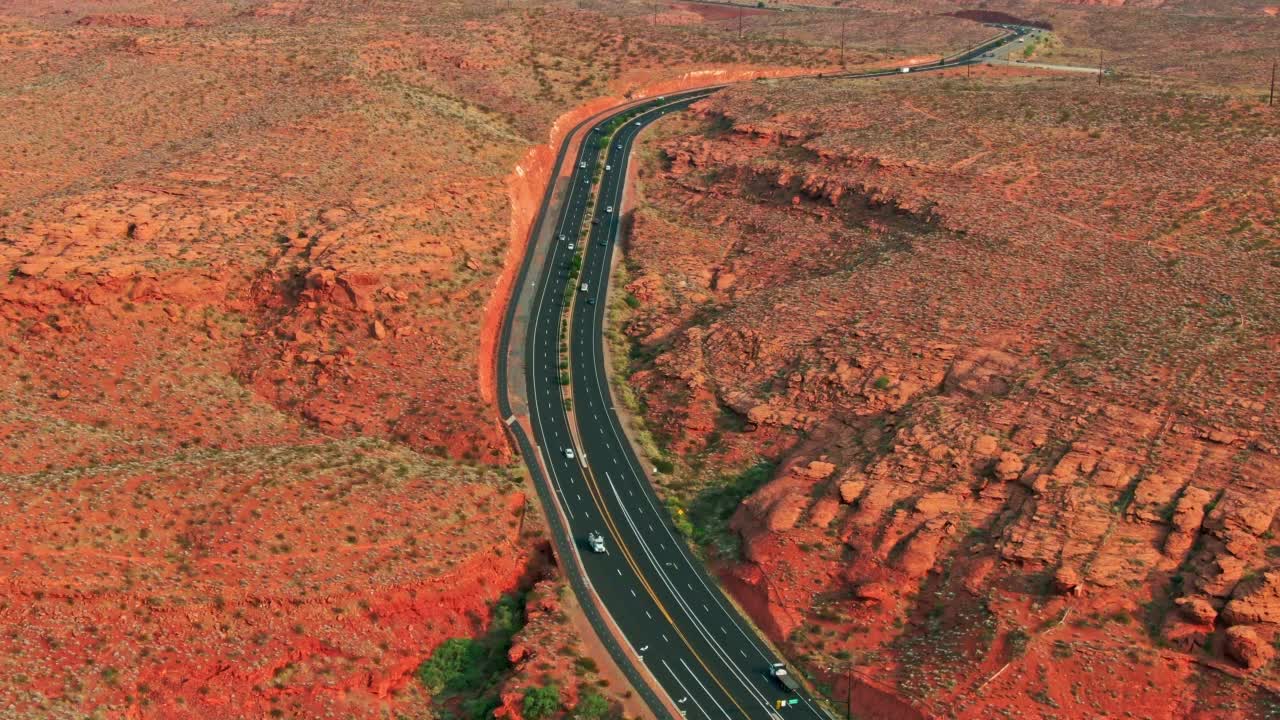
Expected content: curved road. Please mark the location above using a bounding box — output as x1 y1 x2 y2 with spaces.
498 25 1031 720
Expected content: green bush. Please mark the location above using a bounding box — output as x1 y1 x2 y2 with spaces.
574 691 611 720
417 594 526 699
682 462 774 556
417 638 487 695
523 685 561 720
652 457 674 474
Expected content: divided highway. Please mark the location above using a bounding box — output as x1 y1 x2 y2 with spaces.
497 26 1032 720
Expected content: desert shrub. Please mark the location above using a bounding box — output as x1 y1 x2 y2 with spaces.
1006 627 1030 657
683 462 774 556
417 637 488 694
522 685 561 720
574 690 611 720
417 593 526 696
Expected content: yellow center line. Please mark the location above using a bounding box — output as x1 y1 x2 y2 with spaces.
578 460 751 719
563 95 753 719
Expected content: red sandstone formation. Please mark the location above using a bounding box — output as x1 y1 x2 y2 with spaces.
0 0 861 716
619 65 1279 717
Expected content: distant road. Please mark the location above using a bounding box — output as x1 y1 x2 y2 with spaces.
497 25 1032 720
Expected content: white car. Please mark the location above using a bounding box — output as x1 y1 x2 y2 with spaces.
564 447 575 460
587 532 607 554
616 143 622 150
605 164 611 171
635 121 641 126
579 161 586 169
605 205 613 213
900 67 911 73
559 234 566 242
567 242 575 250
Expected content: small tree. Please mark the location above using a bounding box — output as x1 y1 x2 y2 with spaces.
574 691 611 720
523 685 561 720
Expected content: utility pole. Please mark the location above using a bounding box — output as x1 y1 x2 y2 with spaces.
1268 58 1277 106
840 17 846 68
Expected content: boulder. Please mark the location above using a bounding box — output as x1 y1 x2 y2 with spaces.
371 319 387 340
802 460 836 479
1175 595 1217 626
838 478 866 504
808 498 840 528
994 452 1024 482
1225 625 1274 670
852 581 891 604
973 435 1000 457
765 493 808 532
1053 566 1083 596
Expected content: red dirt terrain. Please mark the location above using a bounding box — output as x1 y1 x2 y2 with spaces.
619 69 1279 717
0 0 881 716
780 0 1280 85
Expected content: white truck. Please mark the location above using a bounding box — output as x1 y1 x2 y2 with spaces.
770 663 800 692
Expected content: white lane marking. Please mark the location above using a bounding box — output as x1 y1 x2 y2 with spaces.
680 659 732 720
646 610 653 619
631 589 637 597
661 659 716 720
617 569 622 576
604 472 777 714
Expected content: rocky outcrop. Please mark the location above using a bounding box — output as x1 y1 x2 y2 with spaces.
1225 625 1275 670
621 73 1280 717
1222 571 1280 627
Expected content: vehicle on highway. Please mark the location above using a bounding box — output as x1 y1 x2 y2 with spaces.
591 217 600 225
563 447 575 460
900 66 911 73
579 161 586 169
580 282 589 292
770 663 800 692
586 297 596 305
567 242 575 250
634 121 641 126
605 205 613 213
559 234 566 242
605 164 611 171
587 531 606 554
616 143 622 149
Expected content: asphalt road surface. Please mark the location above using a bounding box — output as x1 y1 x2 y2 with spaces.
502 26 1032 720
